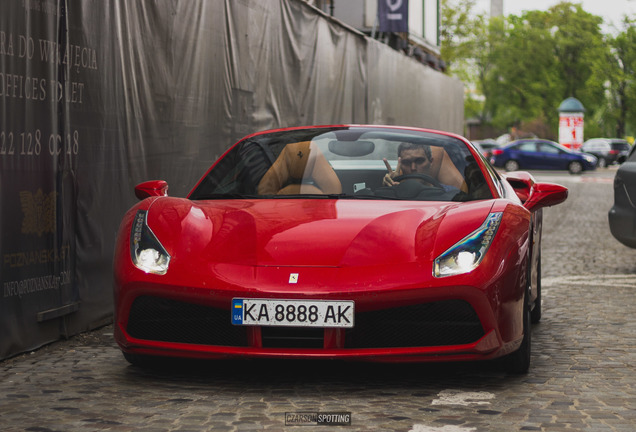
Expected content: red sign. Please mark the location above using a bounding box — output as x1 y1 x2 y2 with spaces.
559 113 584 150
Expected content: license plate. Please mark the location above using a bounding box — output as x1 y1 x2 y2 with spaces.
231 298 354 328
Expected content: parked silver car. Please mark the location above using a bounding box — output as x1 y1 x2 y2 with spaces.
582 138 631 168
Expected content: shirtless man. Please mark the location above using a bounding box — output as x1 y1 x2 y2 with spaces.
382 142 434 186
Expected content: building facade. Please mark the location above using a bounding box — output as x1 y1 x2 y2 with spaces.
309 0 445 71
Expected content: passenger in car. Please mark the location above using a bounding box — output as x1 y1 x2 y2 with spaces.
382 142 467 192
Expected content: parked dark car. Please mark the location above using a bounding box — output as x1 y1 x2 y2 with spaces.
490 139 597 174
582 138 631 168
609 145 636 248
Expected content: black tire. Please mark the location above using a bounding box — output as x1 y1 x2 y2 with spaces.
504 252 532 374
597 157 607 168
123 352 155 367
531 255 542 324
504 160 520 172
505 295 531 374
568 161 583 174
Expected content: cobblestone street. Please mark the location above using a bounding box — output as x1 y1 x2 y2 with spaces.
2 169 635 432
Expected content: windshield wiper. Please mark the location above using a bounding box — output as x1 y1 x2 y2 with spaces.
260 193 348 199
266 193 402 200
193 193 405 201
191 193 260 200
349 194 402 200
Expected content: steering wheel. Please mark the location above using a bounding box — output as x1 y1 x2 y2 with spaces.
393 173 444 189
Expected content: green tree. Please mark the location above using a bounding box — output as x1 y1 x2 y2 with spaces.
483 11 562 132
441 0 621 139
548 3 605 100
547 3 607 138
440 0 488 123
487 3 606 136
467 15 504 126
440 0 484 73
590 18 636 137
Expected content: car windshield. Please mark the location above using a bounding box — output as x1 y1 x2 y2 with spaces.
189 126 493 202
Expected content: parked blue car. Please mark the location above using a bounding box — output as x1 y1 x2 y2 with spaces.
490 139 597 174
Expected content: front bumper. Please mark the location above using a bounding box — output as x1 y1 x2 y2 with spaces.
114 274 523 363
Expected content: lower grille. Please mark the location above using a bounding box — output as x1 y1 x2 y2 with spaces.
261 327 324 348
127 296 248 346
126 297 483 350
345 300 484 348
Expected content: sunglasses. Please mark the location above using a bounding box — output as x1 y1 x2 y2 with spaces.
401 157 429 166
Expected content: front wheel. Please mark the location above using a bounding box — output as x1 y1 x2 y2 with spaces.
568 161 583 174
597 157 607 168
531 255 542 324
122 352 166 368
504 297 531 374
504 160 520 172
505 253 532 375
123 352 148 366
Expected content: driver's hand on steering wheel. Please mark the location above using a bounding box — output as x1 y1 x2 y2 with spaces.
383 157 402 186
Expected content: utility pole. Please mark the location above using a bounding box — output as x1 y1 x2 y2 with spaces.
491 0 503 17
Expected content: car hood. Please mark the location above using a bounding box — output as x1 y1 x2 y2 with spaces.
145 198 495 268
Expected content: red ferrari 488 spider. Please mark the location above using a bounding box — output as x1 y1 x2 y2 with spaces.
113 125 568 373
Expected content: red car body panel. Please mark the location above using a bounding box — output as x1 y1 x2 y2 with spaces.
115 197 529 361
113 125 567 368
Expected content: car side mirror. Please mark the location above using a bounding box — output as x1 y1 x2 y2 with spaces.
135 180 169 200
523 182 568 212
504 171 533 203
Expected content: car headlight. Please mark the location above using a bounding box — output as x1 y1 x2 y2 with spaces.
130 210 171 274
434 212 502 277
584 155 596 163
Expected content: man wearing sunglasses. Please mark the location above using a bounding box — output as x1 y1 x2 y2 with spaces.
382 142 436 187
